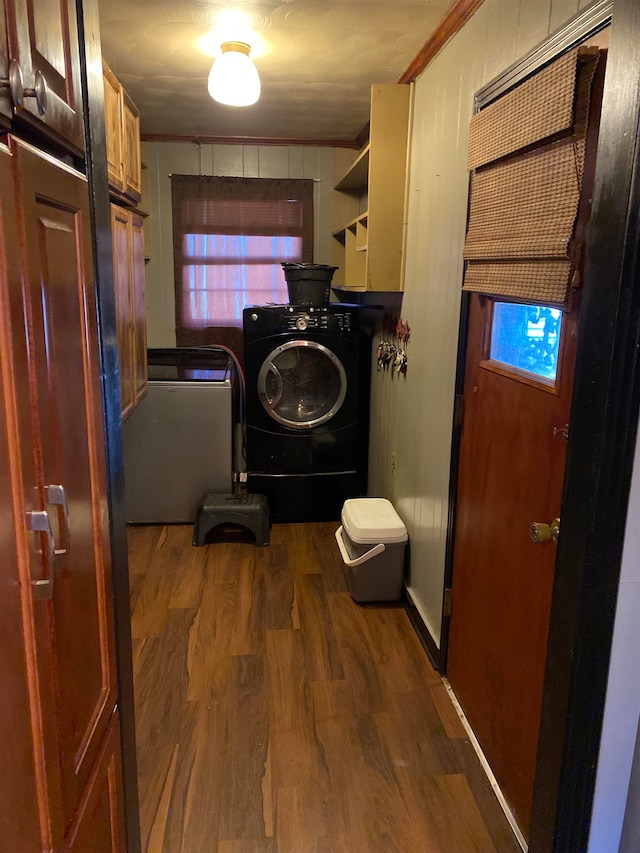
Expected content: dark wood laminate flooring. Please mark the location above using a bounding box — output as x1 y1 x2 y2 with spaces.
129 522 521 853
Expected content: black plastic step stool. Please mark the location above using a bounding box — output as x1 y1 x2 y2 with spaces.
192 492 270 547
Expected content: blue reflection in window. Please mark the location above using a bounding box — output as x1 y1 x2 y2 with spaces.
490 302 562 381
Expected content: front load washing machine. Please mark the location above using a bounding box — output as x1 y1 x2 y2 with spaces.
243 304 371 522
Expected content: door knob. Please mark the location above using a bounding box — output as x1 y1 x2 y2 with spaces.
530 517 560 545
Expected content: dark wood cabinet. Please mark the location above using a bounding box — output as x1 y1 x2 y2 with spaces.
0 136 125 853
4 0 84 153
0 140 42 853
0 3 127 848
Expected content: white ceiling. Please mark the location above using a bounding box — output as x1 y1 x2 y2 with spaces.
98 0 456 142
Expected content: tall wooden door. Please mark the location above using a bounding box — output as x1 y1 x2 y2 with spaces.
0 139 43 853
11 137 124 850
447 293 579 837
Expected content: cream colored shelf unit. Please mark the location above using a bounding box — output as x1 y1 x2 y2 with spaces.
331 83 411 291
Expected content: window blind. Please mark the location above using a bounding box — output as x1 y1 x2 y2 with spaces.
171 175 314 353
462 47 601 309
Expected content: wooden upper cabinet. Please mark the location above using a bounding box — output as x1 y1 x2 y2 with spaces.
103 60 141 205
5 0 84 155
123 91 141 201
111 204 147 418
103 62 124 193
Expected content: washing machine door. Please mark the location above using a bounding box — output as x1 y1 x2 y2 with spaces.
257 340 348 429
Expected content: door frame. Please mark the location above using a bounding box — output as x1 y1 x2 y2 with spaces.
441 1 640 849
75 2 142 851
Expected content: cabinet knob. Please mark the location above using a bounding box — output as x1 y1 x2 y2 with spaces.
2 60 48 116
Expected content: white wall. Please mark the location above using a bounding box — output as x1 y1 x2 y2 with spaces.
142 141 337 347
367 0 593 646
367 0 599 646
588 430 640 852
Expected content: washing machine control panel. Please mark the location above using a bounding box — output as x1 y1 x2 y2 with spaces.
283 306 353 333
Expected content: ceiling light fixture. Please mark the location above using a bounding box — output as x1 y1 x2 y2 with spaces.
207 41 261 107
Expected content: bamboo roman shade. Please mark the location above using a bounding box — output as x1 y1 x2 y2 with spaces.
463 47 601 308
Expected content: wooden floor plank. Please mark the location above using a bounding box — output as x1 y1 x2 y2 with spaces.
134 607 198 752
327 591 386 714
186 546 239 702
275 786 317 853
308 523 349 594
178 697 228 853
266 629 311 736
296 574 344 682
168 543 207 610
232 553 266 656
131 526 192 639
218 655 270 842
420 773 500 853
147 744 179 853
130 521 521 853
127 524 163 577
263 544 295 630
430 681 468 739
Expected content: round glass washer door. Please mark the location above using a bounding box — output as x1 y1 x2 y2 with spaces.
257 340 347 429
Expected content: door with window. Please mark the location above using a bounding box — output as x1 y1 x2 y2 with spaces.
448 294 578 837
446 44 605 840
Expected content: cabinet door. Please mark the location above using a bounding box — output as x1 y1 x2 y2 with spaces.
6 0 84 154
111 204 135 418
64 712 126 853
0 141 42 853
103 63 123 192
14 138 119 847
0 0 12 126
130 212 147 404
122 91 141 203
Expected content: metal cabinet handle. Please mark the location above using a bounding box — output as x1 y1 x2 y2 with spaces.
26 509 55 601
0 59 48 115
46 484 70 555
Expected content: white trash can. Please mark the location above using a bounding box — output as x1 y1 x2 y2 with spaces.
335 498 408 602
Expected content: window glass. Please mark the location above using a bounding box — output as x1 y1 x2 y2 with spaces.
181 234 301 326
490 302 562 381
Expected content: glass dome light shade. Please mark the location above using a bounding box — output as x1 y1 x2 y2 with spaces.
208 41 261 107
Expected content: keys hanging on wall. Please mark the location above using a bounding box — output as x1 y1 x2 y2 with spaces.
378 314 410 376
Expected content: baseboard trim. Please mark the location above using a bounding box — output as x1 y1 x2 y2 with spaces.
444 680 528 852
403 587 441 671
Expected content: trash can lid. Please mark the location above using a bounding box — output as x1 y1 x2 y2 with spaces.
342 498 408 544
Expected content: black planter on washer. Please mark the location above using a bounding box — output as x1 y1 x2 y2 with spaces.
243 304 371 522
